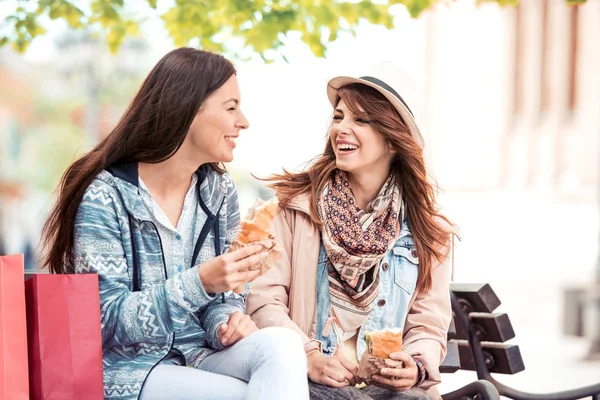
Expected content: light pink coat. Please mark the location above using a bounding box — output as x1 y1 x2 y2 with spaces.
247 194 453 399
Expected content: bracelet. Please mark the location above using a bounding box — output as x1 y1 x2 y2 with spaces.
412 356 427 387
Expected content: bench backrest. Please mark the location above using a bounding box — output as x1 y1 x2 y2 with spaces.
441 283 525 375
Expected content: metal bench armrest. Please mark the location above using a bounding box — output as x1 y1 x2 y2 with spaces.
442 380 500 400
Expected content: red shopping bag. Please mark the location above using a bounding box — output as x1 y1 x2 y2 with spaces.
26 274 104 399
0 254 29 400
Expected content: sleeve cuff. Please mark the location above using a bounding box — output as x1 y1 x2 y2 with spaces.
189 266 216 303
304 339 323 354
164 266 216 313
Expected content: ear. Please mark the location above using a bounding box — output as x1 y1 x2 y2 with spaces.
387 142 396 156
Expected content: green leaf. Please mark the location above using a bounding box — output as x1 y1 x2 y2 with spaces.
48 6 61 19
477 0 519 6
106 25 125 53
125 21 139 35
12 37 30 53
0 0 588 56
304 31 326 57
389 0 436 18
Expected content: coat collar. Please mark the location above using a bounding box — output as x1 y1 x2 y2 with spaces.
105 161 220 221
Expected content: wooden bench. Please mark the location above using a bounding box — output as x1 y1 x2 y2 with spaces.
440 283 600 400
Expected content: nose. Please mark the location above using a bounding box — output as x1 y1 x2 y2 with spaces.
237 110 249 130
334 117 352 136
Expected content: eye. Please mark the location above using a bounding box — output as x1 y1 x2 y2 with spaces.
356 118 371 124
228 107 236 111
333 115 343 121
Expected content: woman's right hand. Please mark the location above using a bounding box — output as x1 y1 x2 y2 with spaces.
307 352 360 388
198 245 267 294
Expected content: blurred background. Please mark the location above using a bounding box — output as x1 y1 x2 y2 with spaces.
0 0 599 395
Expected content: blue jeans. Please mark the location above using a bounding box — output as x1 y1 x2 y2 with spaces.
308 382 430 400
139 327 309 400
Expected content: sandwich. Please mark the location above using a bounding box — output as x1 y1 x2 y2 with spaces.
229 196 281 293
365 328 403 359
357 328 403 381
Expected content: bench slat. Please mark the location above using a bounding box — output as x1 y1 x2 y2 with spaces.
447 318 457 340
450 283 501 313
440 340 461 373
455 340 525 374
454 312 515 343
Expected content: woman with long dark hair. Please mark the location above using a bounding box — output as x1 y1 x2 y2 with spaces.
248 76 456 400
41 47 308 400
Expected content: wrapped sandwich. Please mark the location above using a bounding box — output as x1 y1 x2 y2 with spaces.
357 328 403 382
229 196 282 294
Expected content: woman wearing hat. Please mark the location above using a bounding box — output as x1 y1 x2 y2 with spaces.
247 76 456 399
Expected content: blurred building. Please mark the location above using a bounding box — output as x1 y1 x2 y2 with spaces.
418 0 600 364
422 0 599 196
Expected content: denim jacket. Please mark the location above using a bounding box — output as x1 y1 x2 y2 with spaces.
73 162 244 400
315 217 418 359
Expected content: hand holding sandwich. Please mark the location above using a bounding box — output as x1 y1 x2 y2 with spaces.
371 352 419 391
199 245 267 294
227 196 282 294
357 328 420 390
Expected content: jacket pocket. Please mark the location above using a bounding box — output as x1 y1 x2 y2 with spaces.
391 246 419 295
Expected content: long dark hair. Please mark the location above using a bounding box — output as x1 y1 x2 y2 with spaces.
42 47 236 274
265 84 452 293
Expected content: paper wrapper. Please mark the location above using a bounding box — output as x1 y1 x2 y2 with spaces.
229 196 282 294
357 353 403 383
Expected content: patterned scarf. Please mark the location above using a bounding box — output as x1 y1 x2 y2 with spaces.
318 170 402 333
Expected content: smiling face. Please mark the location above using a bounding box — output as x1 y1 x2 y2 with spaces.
330 99 394 181
179 75 249 164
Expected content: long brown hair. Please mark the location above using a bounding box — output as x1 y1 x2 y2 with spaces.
42 47 236 274
265 83 451 292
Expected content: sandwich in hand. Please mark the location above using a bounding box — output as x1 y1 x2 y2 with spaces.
357 328 403 382
229 196 282 293
365 328 403 359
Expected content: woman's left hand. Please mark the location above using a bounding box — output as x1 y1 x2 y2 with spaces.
371 352 419 391
218 311 258 347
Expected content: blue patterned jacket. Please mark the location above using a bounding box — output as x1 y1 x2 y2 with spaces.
73 162 244 400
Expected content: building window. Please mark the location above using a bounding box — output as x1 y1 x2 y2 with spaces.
566 4 579 112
